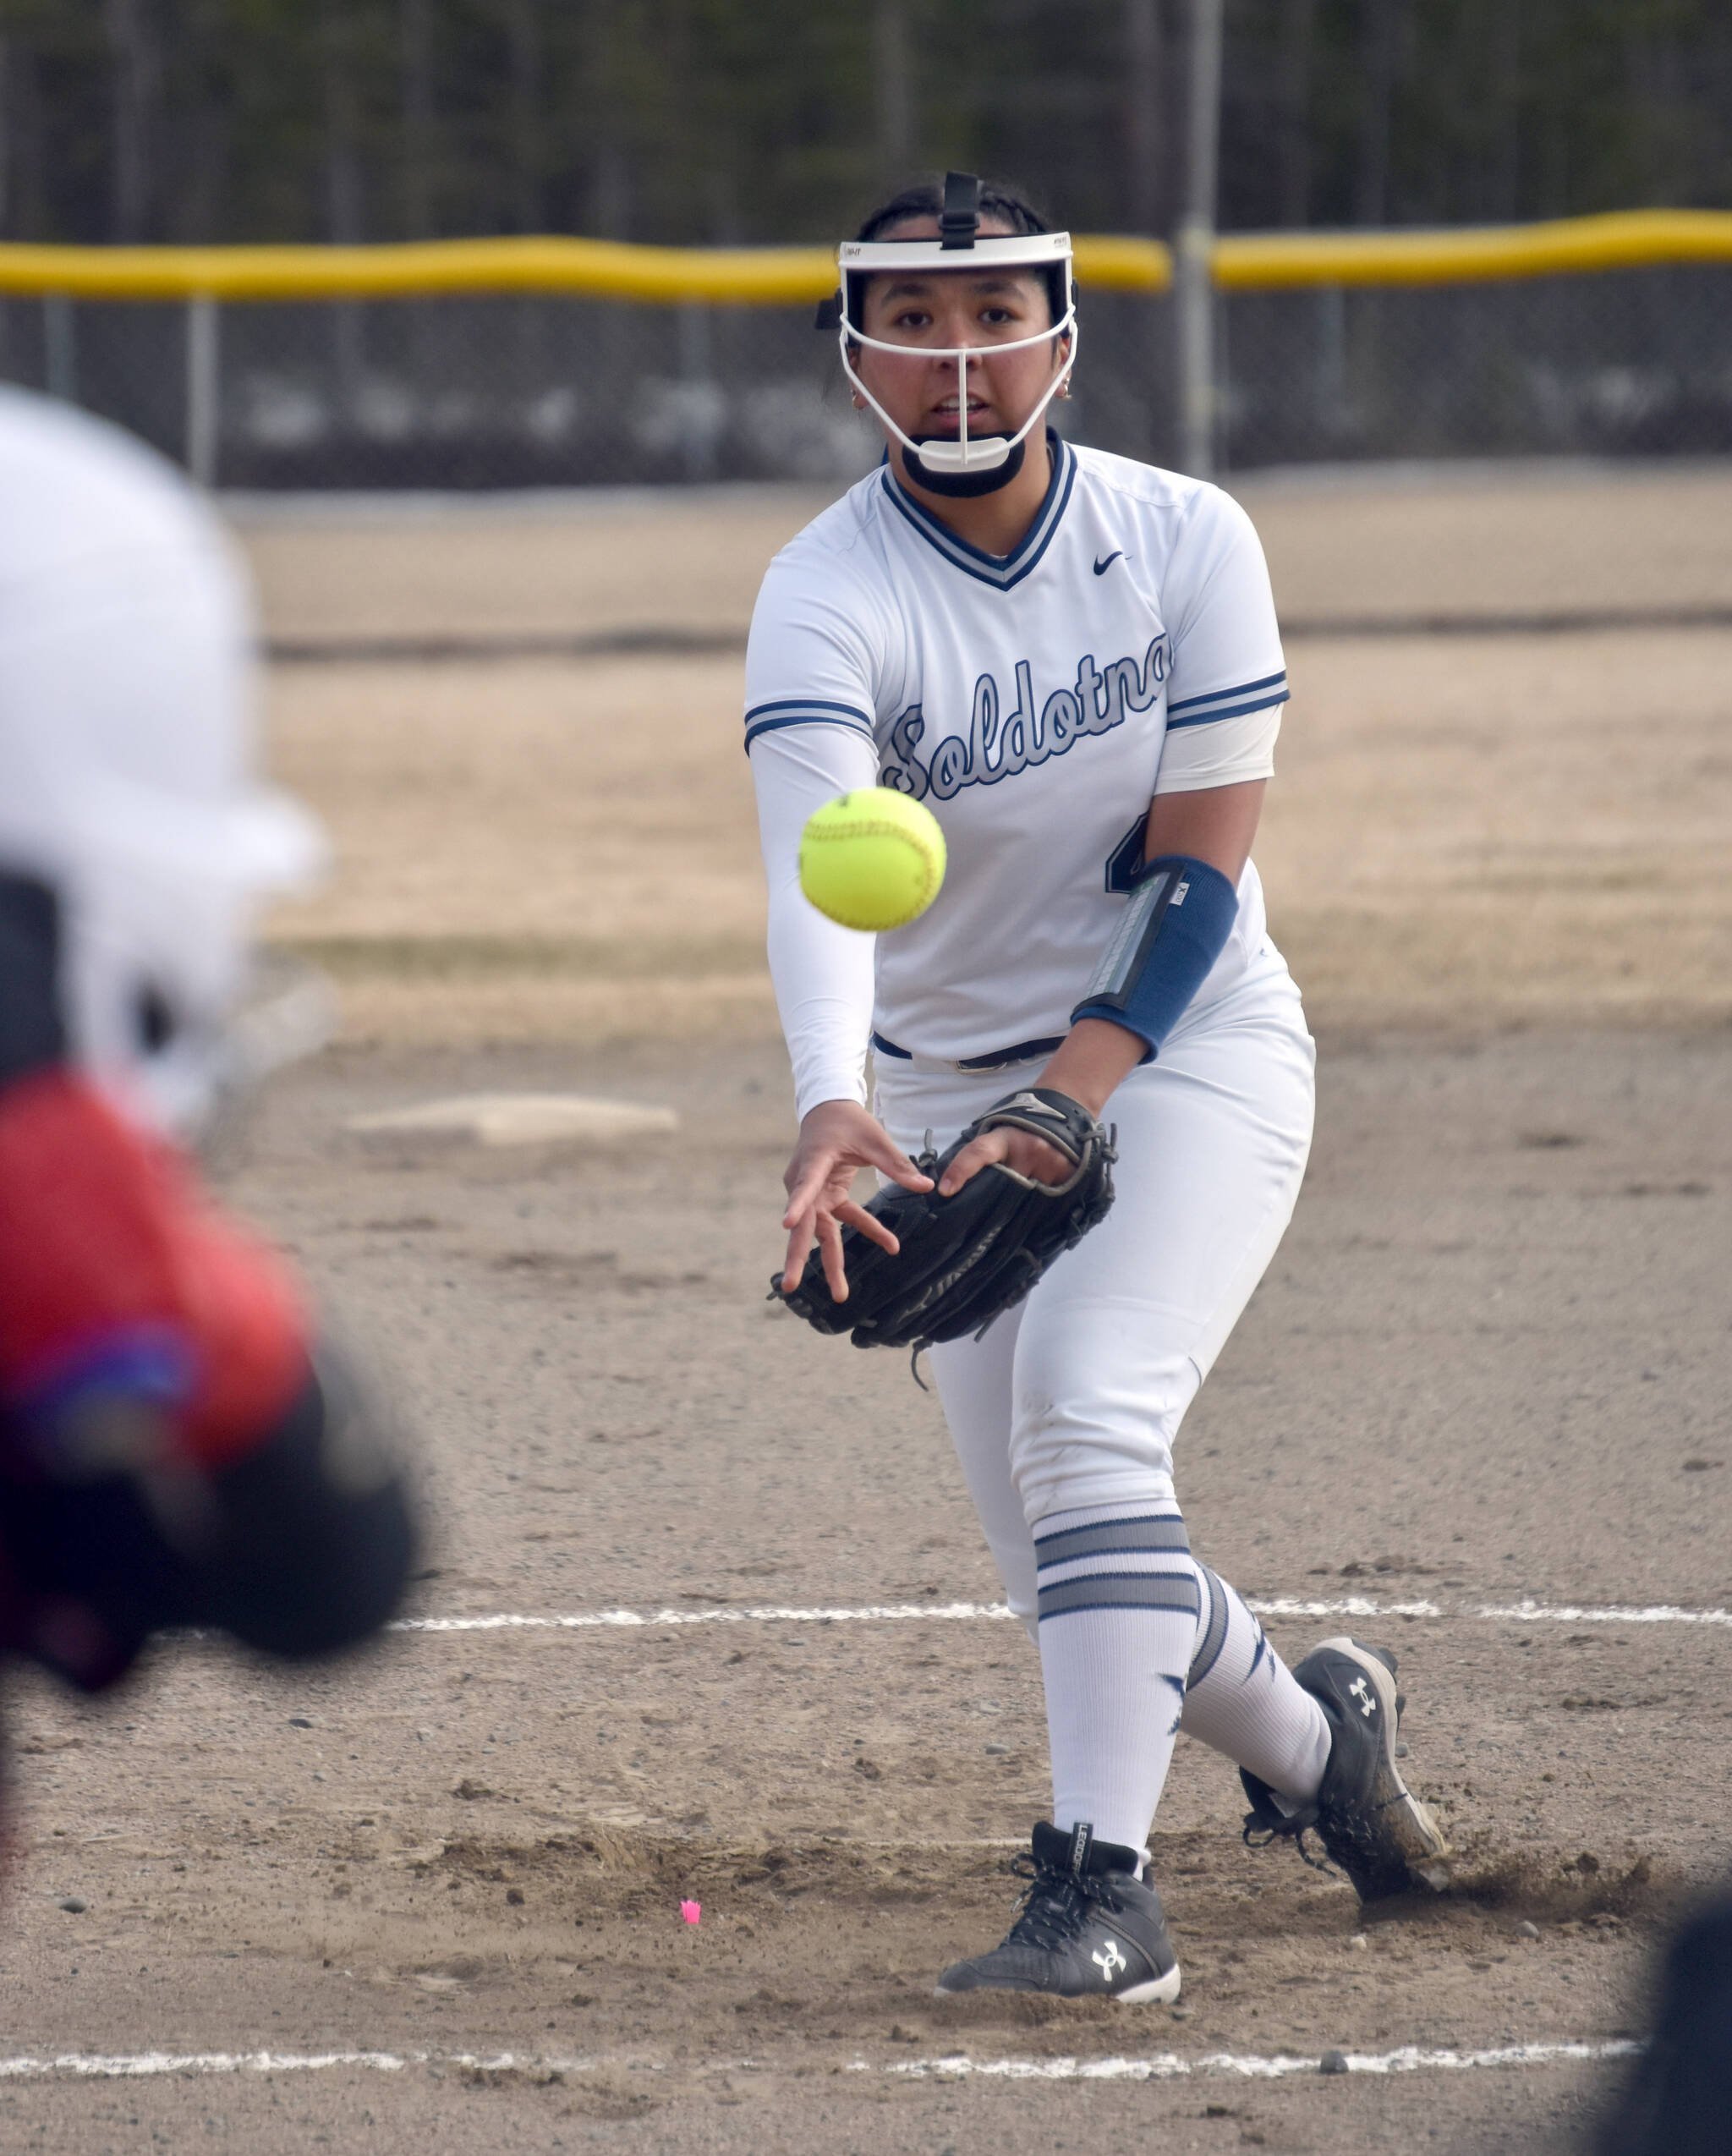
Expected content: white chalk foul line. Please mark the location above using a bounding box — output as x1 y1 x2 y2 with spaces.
0 2050 414 2081
0 2040 1640 2085
1256 1596 1732 1627
392 1600 1018 1633
1475 1599 1732 1627
870 2039 1642 2082
389 1596 1732 1635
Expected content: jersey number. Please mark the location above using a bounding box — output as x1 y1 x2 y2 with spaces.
1104 815 1146 893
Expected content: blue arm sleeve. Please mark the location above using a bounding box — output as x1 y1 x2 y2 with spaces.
1069 854 1239 1061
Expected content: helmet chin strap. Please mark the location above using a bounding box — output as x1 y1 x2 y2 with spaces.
902 435 1028 496
840 307 1077 502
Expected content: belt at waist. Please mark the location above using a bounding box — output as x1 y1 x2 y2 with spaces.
870 1029 1066 1076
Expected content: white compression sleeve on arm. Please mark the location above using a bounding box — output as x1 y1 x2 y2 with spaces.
1154 704 1281 794
749 723 881 1122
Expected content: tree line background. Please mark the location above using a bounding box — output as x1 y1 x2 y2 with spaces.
1 0 1729 251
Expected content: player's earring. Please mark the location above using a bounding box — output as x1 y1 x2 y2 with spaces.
851 392 866 410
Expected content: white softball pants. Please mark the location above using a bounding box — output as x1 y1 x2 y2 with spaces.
873 948 1315 1631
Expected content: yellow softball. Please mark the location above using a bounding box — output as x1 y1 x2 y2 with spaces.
798 787 947 933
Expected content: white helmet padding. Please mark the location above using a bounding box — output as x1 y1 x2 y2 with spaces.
0 387 326 1135
832 222 1078 480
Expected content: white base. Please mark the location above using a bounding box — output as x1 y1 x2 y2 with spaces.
346 1091 678 1147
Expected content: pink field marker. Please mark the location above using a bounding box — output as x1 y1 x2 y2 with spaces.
681 1900 701 1926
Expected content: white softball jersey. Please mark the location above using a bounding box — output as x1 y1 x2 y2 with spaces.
746 436 1291 1122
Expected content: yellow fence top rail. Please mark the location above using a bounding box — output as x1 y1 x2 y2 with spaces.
0 208 1727 304
1215 207 1732 288
0 235 839 304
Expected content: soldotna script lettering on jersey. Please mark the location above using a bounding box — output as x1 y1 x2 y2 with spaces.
881 635 1169 803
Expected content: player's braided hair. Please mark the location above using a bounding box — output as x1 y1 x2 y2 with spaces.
847 176 1069 333
854 178 1053 245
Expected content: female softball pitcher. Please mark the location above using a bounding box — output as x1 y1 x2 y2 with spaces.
746 174 1447 2000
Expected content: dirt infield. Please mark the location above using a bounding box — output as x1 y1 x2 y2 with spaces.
8 1027 1730 2154
237 461 1732 645
250 464 1732 1045
4 468 1730 2154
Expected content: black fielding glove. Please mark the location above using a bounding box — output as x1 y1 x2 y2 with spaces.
772 1089 1115 1355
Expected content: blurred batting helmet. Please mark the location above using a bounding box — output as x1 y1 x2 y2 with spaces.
0 387 325 1134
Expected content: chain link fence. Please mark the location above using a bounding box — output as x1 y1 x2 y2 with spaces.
2 264 1729 487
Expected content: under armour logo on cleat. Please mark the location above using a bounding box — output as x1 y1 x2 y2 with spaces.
1092 1940 1127 1979
1348 1676 1376 1718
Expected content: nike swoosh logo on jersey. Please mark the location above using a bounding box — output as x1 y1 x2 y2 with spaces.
1093 551 1123 576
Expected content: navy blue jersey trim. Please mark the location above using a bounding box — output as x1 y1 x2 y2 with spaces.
880 433 1077 592
1167 669 1287 716
869 1030 913 1060
743 705 874 752
747 695 873 721
1164 687 1291 730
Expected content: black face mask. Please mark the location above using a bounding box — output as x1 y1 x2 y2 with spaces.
901 433 1028 497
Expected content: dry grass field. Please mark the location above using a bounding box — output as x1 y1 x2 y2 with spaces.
4 464 1730 2156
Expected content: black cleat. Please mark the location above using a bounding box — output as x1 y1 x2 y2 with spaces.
936 1821 1182 2003
1241 1637 1450 1901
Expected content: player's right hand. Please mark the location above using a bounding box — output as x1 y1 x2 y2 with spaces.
781 1100 933 1302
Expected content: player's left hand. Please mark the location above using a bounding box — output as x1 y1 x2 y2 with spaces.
934 1017 1144 1196
772 1088 1116 1352
936 1124 1072 1195
781 1100 934 1302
